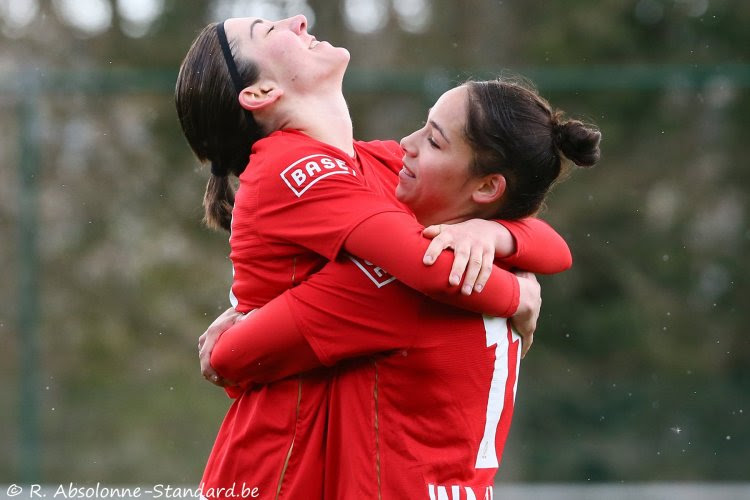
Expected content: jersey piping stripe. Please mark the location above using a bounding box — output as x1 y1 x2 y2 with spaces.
274 378 302 499
373 360 382 500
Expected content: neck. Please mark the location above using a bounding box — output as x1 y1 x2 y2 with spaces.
277 90 354 156
418 203 481 227
418 212 467 227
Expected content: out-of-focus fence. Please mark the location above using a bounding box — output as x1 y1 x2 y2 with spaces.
2 63 749 484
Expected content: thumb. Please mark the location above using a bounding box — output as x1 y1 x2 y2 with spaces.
422 225 441 239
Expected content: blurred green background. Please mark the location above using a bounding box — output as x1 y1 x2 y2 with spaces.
1 0 748 486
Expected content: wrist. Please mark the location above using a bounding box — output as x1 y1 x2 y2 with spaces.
514 276 534 317
494 221 516 258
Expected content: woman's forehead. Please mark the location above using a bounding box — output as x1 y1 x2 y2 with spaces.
430 87 468 126
433 86 467 110
224 17 270 40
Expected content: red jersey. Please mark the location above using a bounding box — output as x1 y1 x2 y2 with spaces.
228 129 405 312
289 220 568 499
202 130 529 500
209 218 571 499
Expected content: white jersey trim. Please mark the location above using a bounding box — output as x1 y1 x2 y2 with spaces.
348 255 397 288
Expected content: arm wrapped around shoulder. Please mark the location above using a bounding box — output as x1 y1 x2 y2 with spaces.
210 295 322 386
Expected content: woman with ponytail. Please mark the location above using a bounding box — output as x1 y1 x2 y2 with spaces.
175 15 594 499
175 16 536 309
202 78 600 498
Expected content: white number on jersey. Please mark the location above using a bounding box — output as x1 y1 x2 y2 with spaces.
474 316 521 469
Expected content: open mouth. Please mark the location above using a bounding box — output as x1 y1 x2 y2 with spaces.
309 38 319 49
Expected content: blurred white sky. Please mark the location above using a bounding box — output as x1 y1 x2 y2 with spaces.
0 0 432 38
0 0 165 37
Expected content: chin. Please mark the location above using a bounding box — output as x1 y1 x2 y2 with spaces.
329 49 350 78
335 47 351 68
395 184 407 202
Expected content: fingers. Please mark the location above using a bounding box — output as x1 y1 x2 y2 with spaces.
520 333 533 359
510 317 534 341
512 272 540 359
515 270 539 284
473 248 494 293
198 316 225 386
459 247 484 295
422 224 441 238
421 221 497 293
510 314 535 358
204 371 232 387
220 305 237 318
237 310 254 321
200 347 233 387
462 247 494 294
423 231 450 265
450 244 470 288
196 307 250 389
200 355 221 386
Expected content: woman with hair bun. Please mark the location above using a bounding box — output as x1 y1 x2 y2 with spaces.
176 17 553 498
205 78 600 498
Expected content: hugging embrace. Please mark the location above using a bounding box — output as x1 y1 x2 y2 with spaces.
176 14 600 500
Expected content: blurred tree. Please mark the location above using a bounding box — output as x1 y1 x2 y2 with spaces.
0 0 747 485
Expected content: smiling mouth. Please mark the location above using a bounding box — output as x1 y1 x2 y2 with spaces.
400 165 416 178
309 38 319 49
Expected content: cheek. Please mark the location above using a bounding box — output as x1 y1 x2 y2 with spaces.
424 165 469 205
266 37 300 62
430 162 461 190
414 169 450 206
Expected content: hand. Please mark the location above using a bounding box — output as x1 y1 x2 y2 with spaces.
510 271 541 359
198 307 246 387
422 220 513 295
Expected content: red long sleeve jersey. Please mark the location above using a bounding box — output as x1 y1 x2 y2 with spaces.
201 130 526 500
282 222 569 500
228 130 405 313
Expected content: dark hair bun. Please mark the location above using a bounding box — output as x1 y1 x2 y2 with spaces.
554 120 601 167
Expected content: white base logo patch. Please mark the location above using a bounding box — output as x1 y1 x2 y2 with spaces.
280 154 356 197
348 255 396 288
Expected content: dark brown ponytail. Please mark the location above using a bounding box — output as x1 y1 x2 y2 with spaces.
202 174 235 231
175 23 263 231
464 77 600 220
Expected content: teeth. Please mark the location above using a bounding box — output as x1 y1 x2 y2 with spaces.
310 40 319 48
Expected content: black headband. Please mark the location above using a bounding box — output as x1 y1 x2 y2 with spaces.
216 22 246 96
212 21 257 177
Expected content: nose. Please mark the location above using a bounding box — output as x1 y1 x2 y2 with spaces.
287 14 308 35
400 132 417 156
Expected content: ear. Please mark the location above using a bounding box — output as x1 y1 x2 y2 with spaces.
471 174 506 205
238 81 284 112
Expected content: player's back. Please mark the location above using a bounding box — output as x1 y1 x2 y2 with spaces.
296 217 567 499
377 303 520 499
318 269 521 499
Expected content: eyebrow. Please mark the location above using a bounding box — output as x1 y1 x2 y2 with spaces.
250 19 263 39
428 119 450 144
